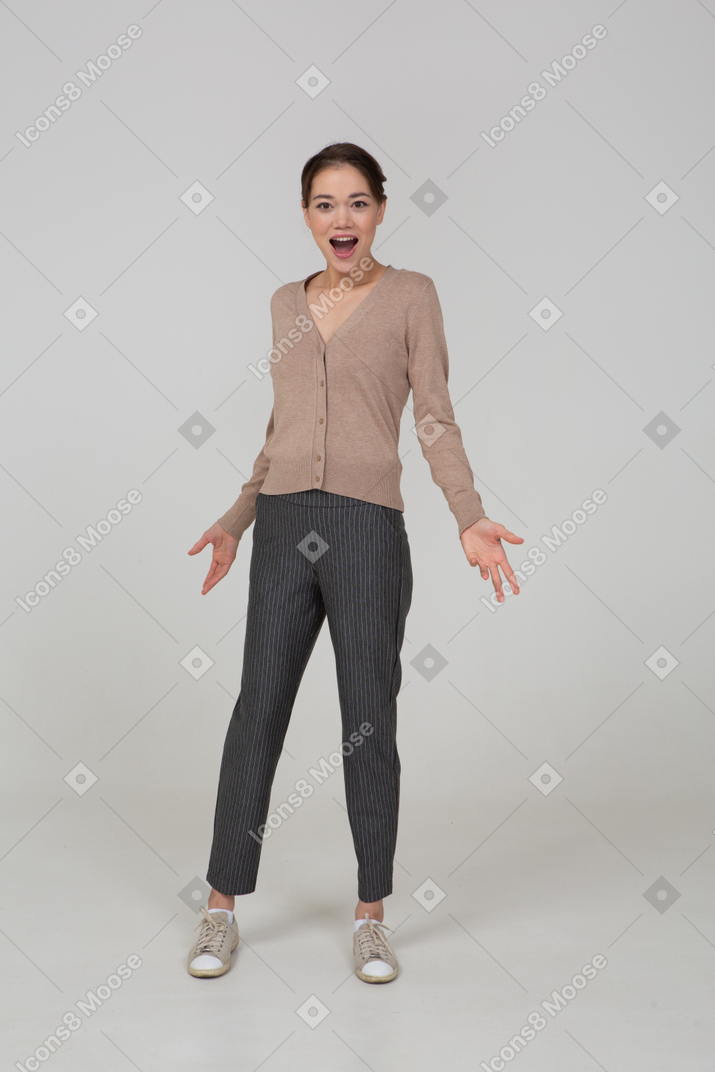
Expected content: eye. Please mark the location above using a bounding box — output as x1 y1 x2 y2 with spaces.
314 200 369 210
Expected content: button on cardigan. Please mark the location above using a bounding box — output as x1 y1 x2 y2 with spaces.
216 264 486 542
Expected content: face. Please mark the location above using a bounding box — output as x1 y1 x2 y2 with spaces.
302 165 385 273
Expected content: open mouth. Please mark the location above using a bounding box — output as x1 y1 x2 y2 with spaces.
329 235 358 257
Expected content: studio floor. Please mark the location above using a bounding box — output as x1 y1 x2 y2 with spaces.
4 781 712 1072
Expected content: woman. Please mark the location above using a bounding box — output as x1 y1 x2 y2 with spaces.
186 142 523 983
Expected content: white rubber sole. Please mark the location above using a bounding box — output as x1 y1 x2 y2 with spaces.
355 964 398 983
188 934 239 978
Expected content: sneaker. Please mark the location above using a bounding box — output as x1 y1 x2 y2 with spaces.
187 906 239 977
353 914 398 983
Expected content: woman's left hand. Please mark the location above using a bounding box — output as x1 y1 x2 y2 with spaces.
460 517 525 603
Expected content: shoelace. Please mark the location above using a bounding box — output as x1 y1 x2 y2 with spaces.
355 914 396 963
193 906 228 956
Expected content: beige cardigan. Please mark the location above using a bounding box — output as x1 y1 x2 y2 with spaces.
217 264 486 541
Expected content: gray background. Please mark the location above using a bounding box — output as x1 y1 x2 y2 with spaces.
1 1 714 1069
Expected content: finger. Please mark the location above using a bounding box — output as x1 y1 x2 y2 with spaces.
503 557 521 592
470 552 493 581
487 552 520 593
202 560 220 591
205 557 231 593
203 575 220 595
504 569 520 593
469 555 489 577
490 564 505 602
496 527 524 545
494 554 521 594
188 534 209 555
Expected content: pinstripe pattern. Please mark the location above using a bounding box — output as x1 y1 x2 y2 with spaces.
206 488 413 903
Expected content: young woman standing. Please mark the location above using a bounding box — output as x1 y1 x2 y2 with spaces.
186 143 523 982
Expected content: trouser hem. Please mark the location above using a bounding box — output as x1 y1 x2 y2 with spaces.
358 887 393 902
206 872 257 897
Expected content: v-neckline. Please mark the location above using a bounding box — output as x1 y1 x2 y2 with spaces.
299 263 394 347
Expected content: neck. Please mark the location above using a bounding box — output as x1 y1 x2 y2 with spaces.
319 258 386 291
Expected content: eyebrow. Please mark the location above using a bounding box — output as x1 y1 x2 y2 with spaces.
311 192 372 201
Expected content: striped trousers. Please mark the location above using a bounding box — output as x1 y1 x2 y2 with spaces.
206 488 413 903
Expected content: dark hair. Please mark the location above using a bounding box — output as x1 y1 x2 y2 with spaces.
301 142 387 209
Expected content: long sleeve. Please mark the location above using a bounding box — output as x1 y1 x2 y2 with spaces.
406 279 487 536
215 293 282 542
216 405 275 541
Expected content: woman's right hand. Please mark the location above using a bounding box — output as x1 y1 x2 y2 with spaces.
188 523 239 594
